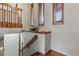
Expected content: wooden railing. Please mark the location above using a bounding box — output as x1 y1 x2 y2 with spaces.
21 35 38 55
0 3 23 28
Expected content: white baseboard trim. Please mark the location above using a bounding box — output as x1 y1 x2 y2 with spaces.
51 48 71 56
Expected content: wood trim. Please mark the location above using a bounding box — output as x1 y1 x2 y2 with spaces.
62 3 64 24
53 3 64 25
22 30 51 34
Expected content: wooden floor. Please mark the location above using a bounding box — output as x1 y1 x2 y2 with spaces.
32 50 65 56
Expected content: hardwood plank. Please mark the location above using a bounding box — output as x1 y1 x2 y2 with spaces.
32 50 65 56
45 50 65 56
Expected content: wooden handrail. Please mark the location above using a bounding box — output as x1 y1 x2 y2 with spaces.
0 3 23 11
21 35 38 51
0 3 12 8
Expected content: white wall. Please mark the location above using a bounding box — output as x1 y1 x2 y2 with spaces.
2 3 79 56
44 3 79 56
33 3 39 27
22 3 39 28
22 3 30 29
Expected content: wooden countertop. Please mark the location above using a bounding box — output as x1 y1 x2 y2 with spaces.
22 30 51 34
